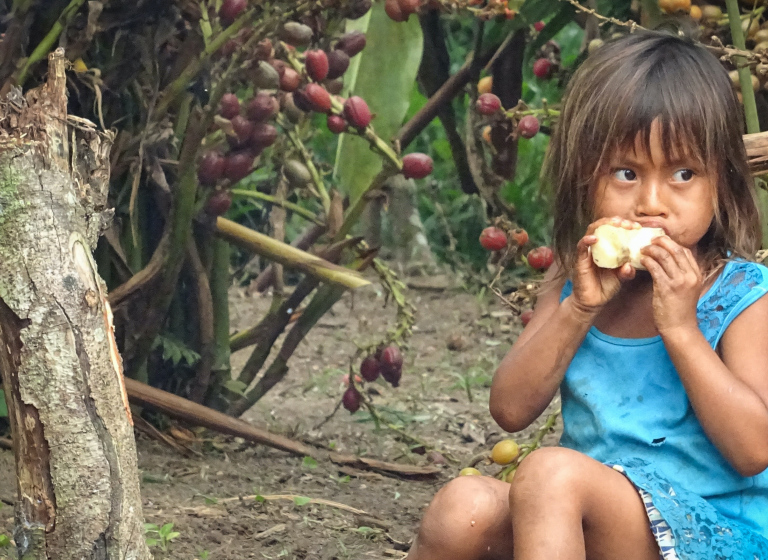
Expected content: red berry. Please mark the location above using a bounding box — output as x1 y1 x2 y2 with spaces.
379 345 403 387
511 228 529 247
246 93 278 122
280 68 301 92
231 115 255 145
533 58 552 79
401 153 433 179
326 50 350 80
343 96 372 128
219 0 247 26
398 0 420 19
219 93 240 119
342 386 362 413
224 151 254 182
534 21 545 32
335 31 367 58
327 114 347 134
198 151 226 186
360 356 381 382
254 38 273 61
324 79 344 95
250 123 278 149
385 0 406 21
220 39 240 58
520 309 534 326
205 190 232 216
305 50 329 82
518 115 540 139
269 59 287 78
303 83 332 113
527 246 554 271
476 93 501 115
479 227 507 251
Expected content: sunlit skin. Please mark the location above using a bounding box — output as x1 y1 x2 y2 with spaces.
406 123 768 560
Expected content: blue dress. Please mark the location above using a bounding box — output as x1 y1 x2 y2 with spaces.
559 259 768 559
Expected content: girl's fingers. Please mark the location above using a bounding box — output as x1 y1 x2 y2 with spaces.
617 262 636 281
653 236 692 273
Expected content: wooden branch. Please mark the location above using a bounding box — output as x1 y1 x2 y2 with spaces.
745 131 768 175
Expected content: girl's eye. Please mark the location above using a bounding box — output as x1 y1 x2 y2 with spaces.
672 169 694 182
613 169 636 182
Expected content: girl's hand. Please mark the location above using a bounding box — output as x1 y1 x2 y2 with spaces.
639 236 702 337
572 217 638 315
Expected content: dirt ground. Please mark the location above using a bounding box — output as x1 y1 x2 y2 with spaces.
0 270 562 559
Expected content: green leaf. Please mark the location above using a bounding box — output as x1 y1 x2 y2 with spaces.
160 523 174 536
293 496 312 506
334 2 424 202
224 379 248 396
0 534 10 547
166 532 180 541
302 456 318 469
0 389 6 418
254 494 266 503
145 538 158 548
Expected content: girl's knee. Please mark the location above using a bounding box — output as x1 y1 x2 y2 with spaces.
509 447 586 509
414 475 510 557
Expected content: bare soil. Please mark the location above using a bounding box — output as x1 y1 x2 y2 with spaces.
0 272 561 559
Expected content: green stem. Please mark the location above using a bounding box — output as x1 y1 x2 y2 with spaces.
726 0 760 135
230 189 323 225
282 125 331 214
17 0 87 86
208 238 231 384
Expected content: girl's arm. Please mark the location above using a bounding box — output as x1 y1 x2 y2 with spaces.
642 236 768 477
489 265 597 433
663 295 768 477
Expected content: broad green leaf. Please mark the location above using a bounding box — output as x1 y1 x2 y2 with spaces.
334 3 424 202
302 456 318 469
0 389 7 417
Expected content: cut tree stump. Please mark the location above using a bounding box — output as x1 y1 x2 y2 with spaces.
0 50 150 559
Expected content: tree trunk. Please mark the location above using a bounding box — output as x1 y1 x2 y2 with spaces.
0 49 150 560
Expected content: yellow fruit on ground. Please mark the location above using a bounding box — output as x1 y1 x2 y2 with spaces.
505 469 516 483
478 76 493 95
491 439 520 465
659 0 690 13
689 5 701 20
744 17 761 38
700 5 722 22
459 467 482 476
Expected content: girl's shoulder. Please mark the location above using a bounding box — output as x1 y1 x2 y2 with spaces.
697 258 768 348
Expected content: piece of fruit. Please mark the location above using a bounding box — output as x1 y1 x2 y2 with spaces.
482 125 492 144
281 22 313 47
527 246 554 271
659 0 690 13
335 31 367 57
505 470 516 483
205 190 232 215
254 38 273 60
701 5 722 22
476 93 501 115
518 115 540 139
224 152 254 182
590 224 664 270
303 83 332 113
479 227 507 251
231 115 255 145
246 93 279 122
459 467 482 476
588 38 604 54
511 228 529 247
343 96 372 128
520 309 533 327
533 58 552 79
283 159 312 187
219 93 240 119
198 151 226 186
398 0 420 19
305 50 329 82
477 76 493 94
689 4 702 20
327 114 347 134
401 153 433 179
219 0 247 26
250 123 278 149
385 0 406 21
744 16 761 39
534 21 545 32
268 59 287 78
345 0 373 19
342 386 362 413
280 67 301 92
360 356 381 382
251 60 280 89
326 50 350 80
491 439 520 465
324 79 344 95
380 345 403 387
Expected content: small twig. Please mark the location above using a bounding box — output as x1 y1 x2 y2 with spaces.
219 493 371 516
561 0 642 30
313 398 343 430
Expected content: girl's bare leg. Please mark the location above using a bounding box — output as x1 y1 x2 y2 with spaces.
510 447 660 560
406 475 514 560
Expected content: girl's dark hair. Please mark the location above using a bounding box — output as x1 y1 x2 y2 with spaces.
545 30 762 276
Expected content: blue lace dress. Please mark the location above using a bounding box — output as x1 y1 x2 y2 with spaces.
558 259 768 560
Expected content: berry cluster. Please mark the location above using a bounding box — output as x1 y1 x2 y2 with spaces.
342 345 404 413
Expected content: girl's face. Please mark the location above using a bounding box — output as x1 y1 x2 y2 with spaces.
592 121 715 258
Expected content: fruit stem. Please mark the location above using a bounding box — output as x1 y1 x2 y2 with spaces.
230 189 324 225
281 120 332 215
726 0 760 135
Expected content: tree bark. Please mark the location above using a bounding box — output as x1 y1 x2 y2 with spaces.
0 49 150 560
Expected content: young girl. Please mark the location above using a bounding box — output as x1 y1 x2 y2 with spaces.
406 31 768 560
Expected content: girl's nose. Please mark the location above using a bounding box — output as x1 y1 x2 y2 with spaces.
636 179 668 217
